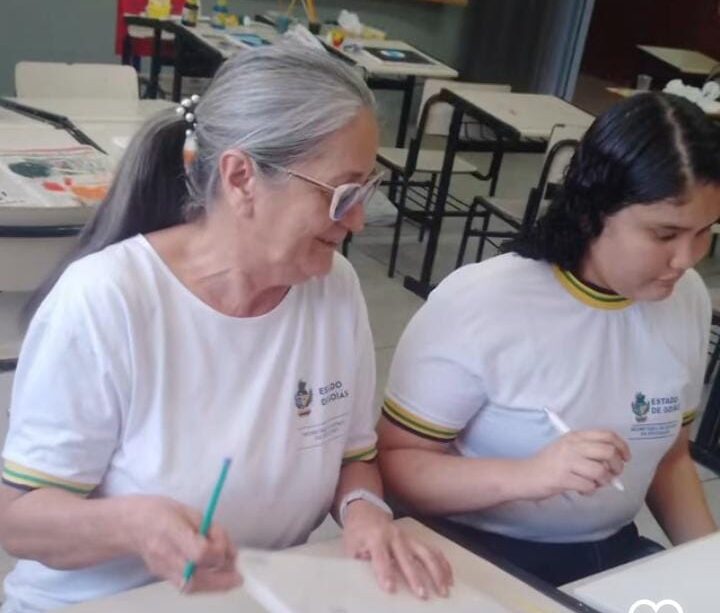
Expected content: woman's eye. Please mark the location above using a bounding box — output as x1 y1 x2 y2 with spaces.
654 230 677 241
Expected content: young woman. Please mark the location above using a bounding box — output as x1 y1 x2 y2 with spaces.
0 46 451 612
378 92 720 586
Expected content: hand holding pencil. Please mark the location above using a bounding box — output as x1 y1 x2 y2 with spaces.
127 458 241 593
517 409 631 500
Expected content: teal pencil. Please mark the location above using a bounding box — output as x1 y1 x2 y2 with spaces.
181 457 233 589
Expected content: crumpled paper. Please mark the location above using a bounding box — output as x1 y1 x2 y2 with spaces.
663 79 720 112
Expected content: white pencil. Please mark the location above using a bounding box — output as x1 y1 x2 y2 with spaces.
543 407 625 492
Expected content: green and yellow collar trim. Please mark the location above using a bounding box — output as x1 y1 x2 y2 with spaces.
553 266 633 311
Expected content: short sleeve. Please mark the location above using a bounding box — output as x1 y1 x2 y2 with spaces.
341 267 378 464
2 263 128 496
384 287 487 442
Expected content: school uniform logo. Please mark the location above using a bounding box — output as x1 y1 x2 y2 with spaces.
294 380 313 417
631 392 650 423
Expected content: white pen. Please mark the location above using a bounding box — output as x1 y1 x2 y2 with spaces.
543 407 625 492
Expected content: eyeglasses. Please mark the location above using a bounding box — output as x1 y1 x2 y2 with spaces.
268 164 384 221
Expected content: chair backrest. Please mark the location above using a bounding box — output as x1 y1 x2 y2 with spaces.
0 207 91 292
543 124 587 186
15 62 139 100
520 124 587 230
419 79 512 137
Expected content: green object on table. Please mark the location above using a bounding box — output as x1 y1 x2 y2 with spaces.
182 457 232 586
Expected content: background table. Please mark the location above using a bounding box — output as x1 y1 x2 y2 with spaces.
403 88 593 298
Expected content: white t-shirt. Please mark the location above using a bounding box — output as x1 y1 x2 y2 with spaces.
385 253 709 543
2 235 377 612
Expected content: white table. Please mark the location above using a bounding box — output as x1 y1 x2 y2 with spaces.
563 531 720 613
0 98 173 165
638 45 719 76
440 89 594 140
59 518 588 612
331 39 458 80
0 125 77 149
9 98 175 124
177 21 281 60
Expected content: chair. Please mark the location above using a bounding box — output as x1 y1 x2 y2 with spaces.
456 124 586 266
15 62 139 100
0 207 90 372
377 79 511 277
704 289 720 384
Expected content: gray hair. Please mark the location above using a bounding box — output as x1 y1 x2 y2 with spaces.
188 43 375 213
26 44 374 317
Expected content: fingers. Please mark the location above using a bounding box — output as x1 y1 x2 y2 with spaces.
573 430 631 462
406 542 452 597
367 540 397 593
388 535 431 599
184 567 243 593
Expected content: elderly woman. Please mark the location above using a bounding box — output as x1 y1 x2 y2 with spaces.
0 46 451 612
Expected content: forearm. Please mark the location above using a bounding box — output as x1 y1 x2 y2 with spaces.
331 460 384 522
0 487 137 569
646 448 717 544
378 448 530 515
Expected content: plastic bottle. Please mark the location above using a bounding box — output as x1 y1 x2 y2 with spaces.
211 0 228 29
181 0 200 26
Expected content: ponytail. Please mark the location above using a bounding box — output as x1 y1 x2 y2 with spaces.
26 111 189 317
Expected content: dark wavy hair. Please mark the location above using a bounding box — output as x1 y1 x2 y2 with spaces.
508 92 720 270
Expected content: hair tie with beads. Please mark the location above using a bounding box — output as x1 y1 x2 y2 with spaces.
176 94 200 170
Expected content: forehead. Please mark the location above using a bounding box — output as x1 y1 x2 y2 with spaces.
622 183 720 227
305 109 379 171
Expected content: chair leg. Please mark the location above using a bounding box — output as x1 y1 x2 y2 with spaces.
418 173 437 243
706 332 720 384
389 178 410 278
342 233 352 257
475 212 492 263
456 201 478 269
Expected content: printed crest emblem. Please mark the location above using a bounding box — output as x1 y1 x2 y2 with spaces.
632 392 650 423
295 380 313 417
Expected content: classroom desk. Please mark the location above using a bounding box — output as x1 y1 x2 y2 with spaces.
637 45 719 87
0 124 78 149
562 531 720 613
9 98 175 125
0 98 174 161
403 89 593 298
123 14 457 148
58 518 596 612
326 39 458 147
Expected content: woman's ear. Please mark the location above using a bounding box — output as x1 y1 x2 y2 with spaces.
217 150 258 218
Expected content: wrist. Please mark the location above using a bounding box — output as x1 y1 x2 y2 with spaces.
502 458 540 502
338 488 392 528
115 495 151 557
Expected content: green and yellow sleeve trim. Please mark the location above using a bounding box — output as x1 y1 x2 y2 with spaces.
681 409 697 427
382 398 460 442
2 460 95 496
553 267 633 311
343 445 378 463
